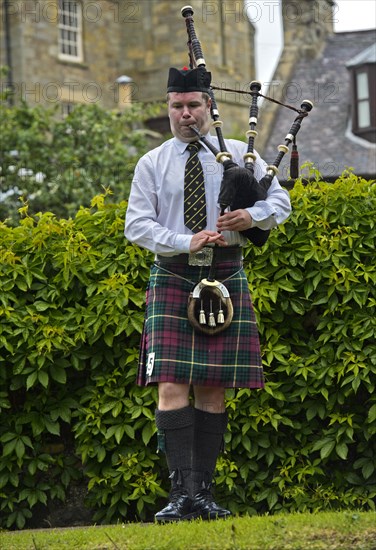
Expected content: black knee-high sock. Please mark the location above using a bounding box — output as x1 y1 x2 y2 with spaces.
191 408 228 496
155 406 194 489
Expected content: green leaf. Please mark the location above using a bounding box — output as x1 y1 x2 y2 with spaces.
34 301 50 311
49 365 67 384
124 425 135 439
0 432 17 443
26 371 38 390
368 404 376 423
104 330 114 347
142 422 154 446
290 300 306 315
320 440 335 460
16 511 26 530
335 442 348 460
362 461 375 480
267 490 278 510
3 439 17 457
112 402 122 418
38 370 49 388
44 417 60 436
97 446 106 463
276 280 296 292
28 461 37 476
130 316 144 334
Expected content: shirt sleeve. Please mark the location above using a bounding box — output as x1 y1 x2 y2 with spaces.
124 156 192 255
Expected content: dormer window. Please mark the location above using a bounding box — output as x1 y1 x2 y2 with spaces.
347 44 376 144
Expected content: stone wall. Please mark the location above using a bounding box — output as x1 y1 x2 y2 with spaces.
1 0 125 109
1 0 255 133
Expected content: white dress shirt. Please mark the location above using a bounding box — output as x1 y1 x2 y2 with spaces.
124 135 291 256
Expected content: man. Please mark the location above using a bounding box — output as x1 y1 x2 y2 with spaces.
124 66 291 522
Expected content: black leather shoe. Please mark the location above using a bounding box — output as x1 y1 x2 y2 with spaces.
155 470 192 523
155 488 192 522
185 486 231 520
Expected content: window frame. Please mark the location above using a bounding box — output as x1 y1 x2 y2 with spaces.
58 0 83 63
356 71 371 128
351 64 376 142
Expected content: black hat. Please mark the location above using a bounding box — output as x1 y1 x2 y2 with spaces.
167 66 211 93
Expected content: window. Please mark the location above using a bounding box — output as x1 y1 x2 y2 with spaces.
352 64 376 143
347 43 376 144
58 1 83 62
356 72 371 128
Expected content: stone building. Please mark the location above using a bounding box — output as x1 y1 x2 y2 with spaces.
1 0 127 112
259 0 376 180
0 0 255 135
1 0 375 179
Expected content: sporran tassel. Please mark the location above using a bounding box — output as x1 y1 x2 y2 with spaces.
199 299 206 325
217 298 225 324
208 299 216 327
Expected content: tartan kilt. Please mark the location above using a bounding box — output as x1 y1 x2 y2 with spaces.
137 260 263 388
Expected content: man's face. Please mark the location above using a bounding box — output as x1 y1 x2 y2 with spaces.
168 92 212 142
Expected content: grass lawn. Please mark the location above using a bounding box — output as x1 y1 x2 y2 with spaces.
0 511 375 550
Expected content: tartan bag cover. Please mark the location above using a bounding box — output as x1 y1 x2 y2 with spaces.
137 261 264 389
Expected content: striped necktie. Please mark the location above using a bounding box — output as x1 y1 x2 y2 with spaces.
184 142 207 232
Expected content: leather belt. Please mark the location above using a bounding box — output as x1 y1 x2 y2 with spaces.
156 246 242 267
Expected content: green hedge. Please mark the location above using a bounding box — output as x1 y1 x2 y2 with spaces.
0 174 375 529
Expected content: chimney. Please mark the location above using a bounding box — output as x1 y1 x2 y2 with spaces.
283 0 334 59
116 75 133 111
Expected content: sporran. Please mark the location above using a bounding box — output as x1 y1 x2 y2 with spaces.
187 278 233 335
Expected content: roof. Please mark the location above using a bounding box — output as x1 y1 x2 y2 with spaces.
262 30 376 181
346 43 376 68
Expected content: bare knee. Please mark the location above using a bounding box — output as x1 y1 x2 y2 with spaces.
193 386 226 413
158 383 190 410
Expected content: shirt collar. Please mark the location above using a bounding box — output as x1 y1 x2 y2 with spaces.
173 134 212 155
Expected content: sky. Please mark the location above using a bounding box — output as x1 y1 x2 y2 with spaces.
252 0 376 84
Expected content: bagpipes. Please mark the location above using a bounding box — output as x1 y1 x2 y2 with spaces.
181 5 313 335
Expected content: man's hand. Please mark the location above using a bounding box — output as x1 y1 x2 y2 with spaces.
216 209 253 233
189 230 228 253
